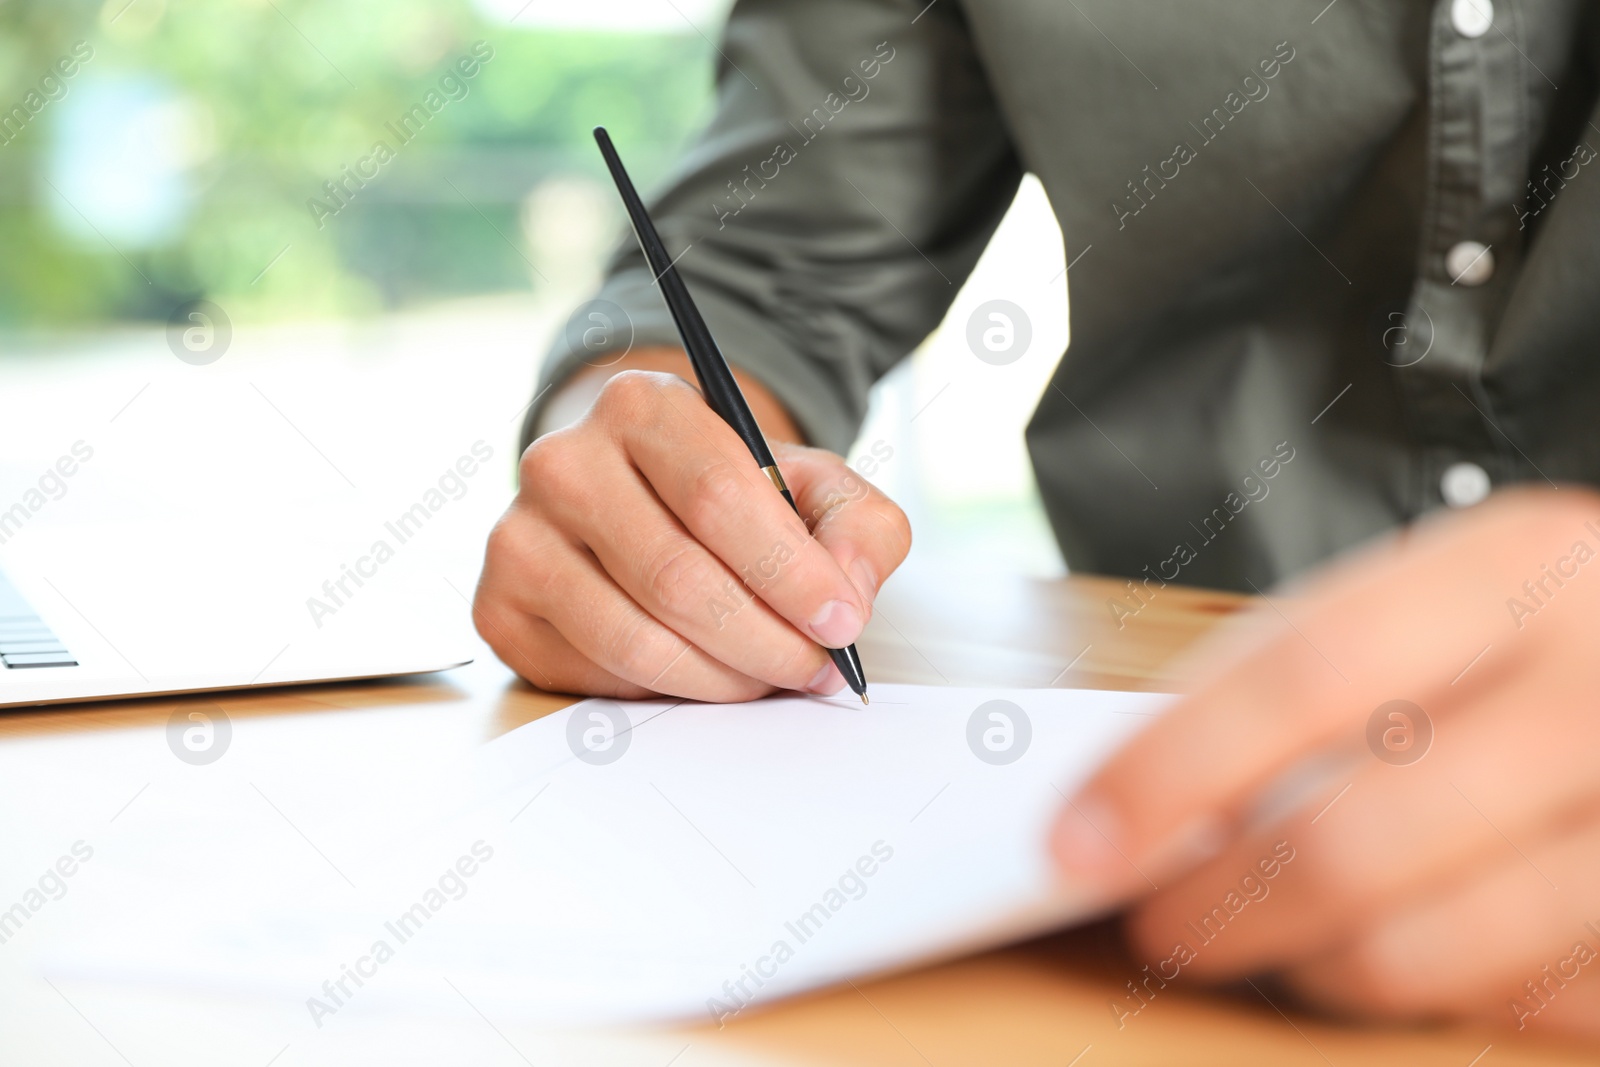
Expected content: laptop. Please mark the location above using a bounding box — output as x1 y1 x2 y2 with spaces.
0 516 473 709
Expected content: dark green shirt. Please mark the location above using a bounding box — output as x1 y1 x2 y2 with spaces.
527 0 1600 591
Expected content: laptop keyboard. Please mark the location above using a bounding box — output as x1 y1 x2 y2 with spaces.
0 569 77 669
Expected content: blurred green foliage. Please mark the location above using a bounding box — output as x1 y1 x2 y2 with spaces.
0 0 715 325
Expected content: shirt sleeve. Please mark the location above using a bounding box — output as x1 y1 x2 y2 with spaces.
522 0 1023 455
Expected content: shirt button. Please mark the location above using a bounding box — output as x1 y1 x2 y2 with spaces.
1441 462 1491 507
1451 0 1494 36
1446 240 1495 286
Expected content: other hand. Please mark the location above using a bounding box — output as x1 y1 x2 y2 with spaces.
1053 488 1600 1037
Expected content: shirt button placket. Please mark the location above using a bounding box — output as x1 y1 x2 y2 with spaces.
1391 0 1525 513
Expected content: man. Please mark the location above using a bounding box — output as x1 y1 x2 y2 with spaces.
475 0 1600 1035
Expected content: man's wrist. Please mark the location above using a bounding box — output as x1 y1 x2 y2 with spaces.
532 346 805 443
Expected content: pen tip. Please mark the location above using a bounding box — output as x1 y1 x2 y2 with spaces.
860 692 869 706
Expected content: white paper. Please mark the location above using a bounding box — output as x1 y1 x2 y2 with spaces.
43 684 1170 1030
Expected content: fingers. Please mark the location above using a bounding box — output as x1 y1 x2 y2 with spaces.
1052 489 1600 895
1125 660 1600 976
777 440 912 604
470 589 652 699
548 453 836 694
1282 807 1600 1031
477 506 775 702
605 372 873 649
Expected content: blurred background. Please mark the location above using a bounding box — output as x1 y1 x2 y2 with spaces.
0 0 1068 579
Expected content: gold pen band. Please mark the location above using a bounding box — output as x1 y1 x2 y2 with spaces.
760 464 788 494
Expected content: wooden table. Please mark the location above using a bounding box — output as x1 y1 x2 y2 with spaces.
2 566 1593 1066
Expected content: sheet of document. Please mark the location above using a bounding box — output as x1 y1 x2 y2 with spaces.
43 684 1170 1030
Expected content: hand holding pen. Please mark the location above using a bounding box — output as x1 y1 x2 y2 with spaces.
469 135 911 703
592 126 872 702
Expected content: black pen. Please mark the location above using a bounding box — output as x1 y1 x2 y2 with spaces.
593 126 869 704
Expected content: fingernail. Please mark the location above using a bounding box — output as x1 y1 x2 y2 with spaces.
1149 815 1227 869
809 599 864 647
1052 795 1125 884
807 663 845 694
848 557 879 600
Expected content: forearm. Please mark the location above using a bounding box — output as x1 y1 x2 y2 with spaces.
531 345 805 444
